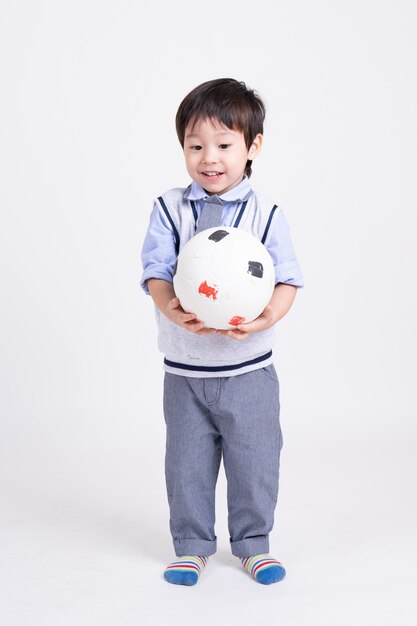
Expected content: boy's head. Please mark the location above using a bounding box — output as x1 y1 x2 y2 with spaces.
176 78 265 195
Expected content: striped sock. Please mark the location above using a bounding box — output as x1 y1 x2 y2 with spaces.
164 555 208 586
240 554 286 585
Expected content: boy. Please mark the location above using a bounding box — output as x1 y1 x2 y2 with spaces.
141 78 303 585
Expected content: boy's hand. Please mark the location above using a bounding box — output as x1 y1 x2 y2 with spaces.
216 304 276 341
165 297 216 335
147 279 216 336
215 283 298 341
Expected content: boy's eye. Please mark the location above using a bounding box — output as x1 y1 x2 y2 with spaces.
219 144 231 149
191 145 202 151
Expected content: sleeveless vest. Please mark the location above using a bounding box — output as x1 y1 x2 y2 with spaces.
153 187 281 378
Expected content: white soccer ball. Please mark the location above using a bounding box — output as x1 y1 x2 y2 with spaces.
173 227 275 330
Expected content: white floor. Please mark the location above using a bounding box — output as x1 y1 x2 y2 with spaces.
1 425 416 626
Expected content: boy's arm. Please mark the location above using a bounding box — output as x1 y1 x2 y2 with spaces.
216 283 297 341
147 278 216 336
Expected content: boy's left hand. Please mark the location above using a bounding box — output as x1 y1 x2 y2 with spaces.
216 304 276 341
216 284 297 341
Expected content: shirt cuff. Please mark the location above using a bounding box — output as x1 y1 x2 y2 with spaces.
140 268 174 295
274 261 304 288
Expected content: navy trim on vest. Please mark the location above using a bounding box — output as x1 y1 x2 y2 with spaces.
190 200 198 231
158 196 180 255
261 205 278 244
164 350 272 373
233 200 248 228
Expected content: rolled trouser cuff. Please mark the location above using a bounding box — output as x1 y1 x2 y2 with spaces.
173 537 217 557
230 536 269 558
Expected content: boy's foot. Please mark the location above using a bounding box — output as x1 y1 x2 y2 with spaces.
240 554 286 585
163 555 208 586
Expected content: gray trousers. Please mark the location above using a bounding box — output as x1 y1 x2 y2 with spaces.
163 364 283 558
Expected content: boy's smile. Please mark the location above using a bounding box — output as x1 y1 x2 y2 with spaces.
183 118 262 196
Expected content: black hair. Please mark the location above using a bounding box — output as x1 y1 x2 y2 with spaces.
176 78 265 178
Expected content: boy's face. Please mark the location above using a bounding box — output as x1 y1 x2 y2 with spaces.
183 117 262 196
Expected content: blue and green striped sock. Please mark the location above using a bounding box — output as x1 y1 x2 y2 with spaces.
164 555 208 586
240 554 286 585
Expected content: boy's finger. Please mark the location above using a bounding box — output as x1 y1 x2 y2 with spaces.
225 329 249 341
169 296 180 308
184 317 203 327
198 326 217 334
182 312 197 321
235 322 252 332
188 323 205 332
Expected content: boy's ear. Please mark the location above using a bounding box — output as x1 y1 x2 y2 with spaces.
248 133 263 159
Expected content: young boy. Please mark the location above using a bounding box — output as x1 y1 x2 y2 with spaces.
141 78 303 586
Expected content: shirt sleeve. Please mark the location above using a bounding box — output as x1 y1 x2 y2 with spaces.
265 208 304 288
140 200 177 295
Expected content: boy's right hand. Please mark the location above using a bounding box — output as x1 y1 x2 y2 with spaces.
165 296 216 335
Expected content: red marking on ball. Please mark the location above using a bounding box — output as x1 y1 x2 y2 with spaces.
198 280 218 300
228 315 246 326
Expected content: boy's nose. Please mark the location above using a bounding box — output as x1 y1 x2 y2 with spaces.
202 148 219 163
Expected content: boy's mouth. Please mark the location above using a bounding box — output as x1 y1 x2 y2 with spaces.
201 171 224 181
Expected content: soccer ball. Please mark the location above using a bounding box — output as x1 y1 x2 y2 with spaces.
173 227 275 330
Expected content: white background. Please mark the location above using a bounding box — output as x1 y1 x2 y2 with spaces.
1 1 416 624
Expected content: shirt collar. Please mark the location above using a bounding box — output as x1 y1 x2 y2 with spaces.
183 175 252 203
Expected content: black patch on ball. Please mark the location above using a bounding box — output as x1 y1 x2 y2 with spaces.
247 261 264 278
208 230 230 243
173 260 178 276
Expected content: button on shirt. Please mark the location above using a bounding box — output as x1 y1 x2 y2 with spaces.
141 176 303 294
